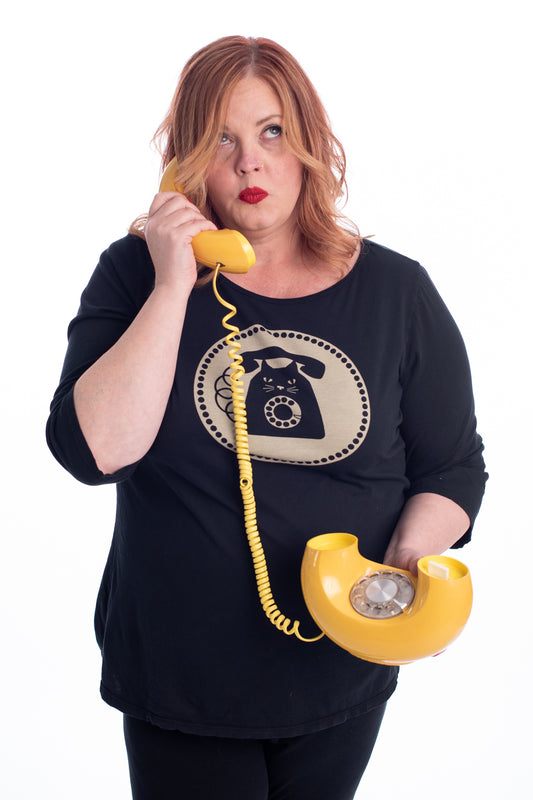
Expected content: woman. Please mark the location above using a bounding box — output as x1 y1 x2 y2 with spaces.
47 36 487 800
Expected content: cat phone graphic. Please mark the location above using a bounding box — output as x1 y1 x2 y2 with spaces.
236 347 326 439
196 325 370 465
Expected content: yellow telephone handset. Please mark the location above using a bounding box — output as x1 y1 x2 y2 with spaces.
159 158 255 273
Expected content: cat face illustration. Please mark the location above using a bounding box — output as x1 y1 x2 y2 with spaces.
241 348 325 439
259 362 300 395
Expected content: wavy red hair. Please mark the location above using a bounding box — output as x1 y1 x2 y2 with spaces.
130 36 360 281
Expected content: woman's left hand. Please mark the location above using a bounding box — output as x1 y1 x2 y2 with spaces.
382 544 422 576
383 493 470 575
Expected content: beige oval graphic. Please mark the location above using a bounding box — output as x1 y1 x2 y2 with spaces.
194 325 370 465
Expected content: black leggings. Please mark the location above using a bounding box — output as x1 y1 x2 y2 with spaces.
123 704 386 800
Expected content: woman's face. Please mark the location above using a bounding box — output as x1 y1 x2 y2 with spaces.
205 75 303 243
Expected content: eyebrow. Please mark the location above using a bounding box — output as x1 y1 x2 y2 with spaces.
256 113 282 126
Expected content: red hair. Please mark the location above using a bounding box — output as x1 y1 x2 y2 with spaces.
130 36 359 280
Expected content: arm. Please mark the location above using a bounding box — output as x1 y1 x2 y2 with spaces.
72 192 217 475
384 266 487 570
383 492 470 574
73 281 191 474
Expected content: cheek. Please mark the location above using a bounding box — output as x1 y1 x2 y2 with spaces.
206 162 232 199
206 175 223 202
283 159 304 199
206 177 230 220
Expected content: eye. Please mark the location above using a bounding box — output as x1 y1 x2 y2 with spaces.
263 124 282 139
220 132 232 146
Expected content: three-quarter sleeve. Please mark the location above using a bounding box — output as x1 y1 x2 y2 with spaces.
399 267 487 546
46 235 154 485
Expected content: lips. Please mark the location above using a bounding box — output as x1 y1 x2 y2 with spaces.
239 187 269 204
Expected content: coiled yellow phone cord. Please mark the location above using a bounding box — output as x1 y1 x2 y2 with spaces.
212 266 324 643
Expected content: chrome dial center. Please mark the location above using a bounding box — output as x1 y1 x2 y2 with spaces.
350 571 415 619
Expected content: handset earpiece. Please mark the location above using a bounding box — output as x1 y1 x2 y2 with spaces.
159 157 255 274
301 533 473 665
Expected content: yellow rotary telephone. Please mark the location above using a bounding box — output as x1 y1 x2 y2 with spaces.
301 533 472 665
159 158 473 665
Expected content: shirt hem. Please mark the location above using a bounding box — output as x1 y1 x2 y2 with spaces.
100 675 398 739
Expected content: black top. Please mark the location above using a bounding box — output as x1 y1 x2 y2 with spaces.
46 235 487 737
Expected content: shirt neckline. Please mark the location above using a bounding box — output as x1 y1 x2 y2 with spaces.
217 240 370 305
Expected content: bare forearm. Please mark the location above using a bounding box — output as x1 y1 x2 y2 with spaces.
383 493 470 574
72 190 218 476
73 283 191 475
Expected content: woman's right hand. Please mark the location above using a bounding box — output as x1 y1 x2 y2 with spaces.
144 191 218 291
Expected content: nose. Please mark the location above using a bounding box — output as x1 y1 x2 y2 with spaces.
235 142 263 175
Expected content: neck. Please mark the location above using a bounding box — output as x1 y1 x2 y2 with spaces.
222 231 359 299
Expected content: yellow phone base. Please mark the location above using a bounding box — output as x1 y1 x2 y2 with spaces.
301 533 472 665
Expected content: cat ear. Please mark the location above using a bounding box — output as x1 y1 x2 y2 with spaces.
293 355 326 379
241 347 326 379
241 346 288 371
241 352 262 373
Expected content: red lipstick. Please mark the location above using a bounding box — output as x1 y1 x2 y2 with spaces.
239 187 268 204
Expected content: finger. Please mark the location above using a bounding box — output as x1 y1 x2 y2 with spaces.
145 213 218 253
180 216 219 240
147 190 191 218
146 201 214 240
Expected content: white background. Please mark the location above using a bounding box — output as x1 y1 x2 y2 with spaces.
2 0 531 797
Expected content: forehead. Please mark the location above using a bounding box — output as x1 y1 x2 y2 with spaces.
224 76 282 123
